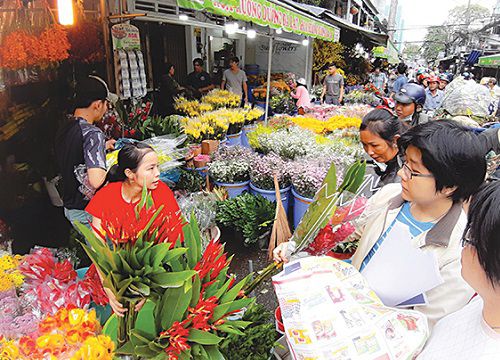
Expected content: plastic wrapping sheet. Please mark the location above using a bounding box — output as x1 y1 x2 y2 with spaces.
273 256 429 360
441 77 495 117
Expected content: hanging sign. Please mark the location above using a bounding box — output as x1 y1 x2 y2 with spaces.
111 24 141 51
177 0 340 42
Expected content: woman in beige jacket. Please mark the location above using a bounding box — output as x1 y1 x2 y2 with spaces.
275 120 486 328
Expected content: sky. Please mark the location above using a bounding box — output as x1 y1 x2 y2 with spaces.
399 0 498 43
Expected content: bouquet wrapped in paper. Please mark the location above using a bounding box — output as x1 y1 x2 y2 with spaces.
273 256 428 359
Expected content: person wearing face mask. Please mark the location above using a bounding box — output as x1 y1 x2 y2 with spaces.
274 121 486 329
55 76 117 231
86 143 183 315
359 108 405 194
417 181 500 359
394 83 429 127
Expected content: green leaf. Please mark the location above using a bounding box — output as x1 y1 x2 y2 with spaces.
213 276 234 300
223 320 252 329
135 344 159 357
163 247 188 264
205 345 226 360
203 280 221 298
215 324 245 336
129 282 150 297
150 243 171 268
150 270 196 288
183 219 199 268
212 298 254 321
190 274 201 308
219 274 252 303
159 284 193 330
188 329 222 345
118 252 134 274
116 341 135 355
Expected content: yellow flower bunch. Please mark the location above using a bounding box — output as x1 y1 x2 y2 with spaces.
292 115 362 134
202 89 241 109
247 123 273 150
326 115 361 131
0 307 115 360
0 254 24 291
214 108 246 125
182 110 230 142
70 335 115 360
175 97 213 117
243 107 264 123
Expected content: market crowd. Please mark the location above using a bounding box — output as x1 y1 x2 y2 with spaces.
55 58 500 359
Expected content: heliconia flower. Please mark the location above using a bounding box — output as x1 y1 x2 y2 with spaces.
306 222 356 256
194 239 228 281
161 321 190 358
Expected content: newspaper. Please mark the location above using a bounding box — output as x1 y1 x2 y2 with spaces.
273 256 429 360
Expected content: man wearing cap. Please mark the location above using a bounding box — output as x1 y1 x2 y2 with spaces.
187 58 214 98
55 75 117 231
394 83 429 127
439 74 450 91
423 76 444 113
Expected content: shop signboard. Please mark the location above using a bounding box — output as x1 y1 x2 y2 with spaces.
255 39 306 75
372 42 399 64
111 24 141 50
177 0 340 42
478 54 500 67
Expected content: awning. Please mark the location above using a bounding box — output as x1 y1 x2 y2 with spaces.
478 53 500 68
176 0 340 41
372 40 399 64
290 2 388 46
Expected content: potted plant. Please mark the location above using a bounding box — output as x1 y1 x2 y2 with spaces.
241 107 264 148
290 160 329 228
209 146 254 198
249 153 291 208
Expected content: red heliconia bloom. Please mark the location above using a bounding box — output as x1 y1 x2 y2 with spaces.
53 259 77 282
188 296 218 331
94 197 184 247
161 321 191 359
306 222 356 256
194 239 229 281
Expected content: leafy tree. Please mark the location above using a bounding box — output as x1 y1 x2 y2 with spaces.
422 3 490 61
403 43 421 61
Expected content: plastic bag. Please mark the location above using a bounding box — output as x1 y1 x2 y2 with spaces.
441 77 495 117
273 256 428 359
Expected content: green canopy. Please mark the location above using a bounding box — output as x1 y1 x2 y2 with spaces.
176 0 340 42
478 54 500 68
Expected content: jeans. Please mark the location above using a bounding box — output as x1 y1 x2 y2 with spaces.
325 95 340 105
64 208 92 233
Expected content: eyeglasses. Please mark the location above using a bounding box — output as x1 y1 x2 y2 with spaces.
461 230 474 247
402 163 434 180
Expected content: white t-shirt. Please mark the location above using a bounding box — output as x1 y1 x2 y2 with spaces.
417 297 500 359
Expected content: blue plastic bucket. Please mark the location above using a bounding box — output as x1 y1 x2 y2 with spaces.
227 131 242 146
241 124 256 148
250 182 291 209
213 180 250 198
291 187 313 229
220 138 228 147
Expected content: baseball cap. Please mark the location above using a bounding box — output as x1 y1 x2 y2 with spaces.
75 75 118 108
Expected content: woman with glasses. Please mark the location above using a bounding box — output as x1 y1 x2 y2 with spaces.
418 181 500 359
274 120 486 329
359 107 406 196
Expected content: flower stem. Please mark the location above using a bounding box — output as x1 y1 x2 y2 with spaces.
243 262 282 295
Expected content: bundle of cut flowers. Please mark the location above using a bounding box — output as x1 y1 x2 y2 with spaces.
175 97 214 117
209 146 256 183
250 153 291 190
76 189 254 358
291 115 361 134
202 89 241 109
0 306 115 360
306 196 368 257
289 160 330 199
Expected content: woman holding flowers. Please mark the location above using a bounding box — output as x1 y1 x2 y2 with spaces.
86 143 183 315
359 107 406 196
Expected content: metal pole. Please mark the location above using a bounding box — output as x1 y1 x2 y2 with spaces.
100 0 114 90
264 35 273 124
304 38 309 85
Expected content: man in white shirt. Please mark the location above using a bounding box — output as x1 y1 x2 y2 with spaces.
418 181 500 359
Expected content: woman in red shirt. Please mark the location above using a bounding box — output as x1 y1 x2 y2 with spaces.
86 142 183 315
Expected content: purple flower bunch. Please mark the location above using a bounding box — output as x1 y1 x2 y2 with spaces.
250 152 291 190
290 160 330 199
